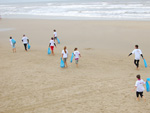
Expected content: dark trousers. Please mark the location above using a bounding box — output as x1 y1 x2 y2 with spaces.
134 59 139 68
136 91 143 98
24 44 27 51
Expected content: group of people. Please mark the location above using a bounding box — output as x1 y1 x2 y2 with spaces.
128 45 147 101
9 30 81 68
9 30 147 101
9 34 29 52
49 30 81 68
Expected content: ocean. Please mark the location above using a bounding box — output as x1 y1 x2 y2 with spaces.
0 0 150 20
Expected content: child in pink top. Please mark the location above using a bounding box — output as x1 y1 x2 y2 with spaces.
74 48 81 67
133 74 146 101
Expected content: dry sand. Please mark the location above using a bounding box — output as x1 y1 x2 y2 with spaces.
0 19 150 113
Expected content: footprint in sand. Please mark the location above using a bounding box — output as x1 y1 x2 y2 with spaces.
84 48 93 50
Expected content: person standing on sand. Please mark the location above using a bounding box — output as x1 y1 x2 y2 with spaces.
49 37 56 55
74 48 81 68
53 29 58 44
22 34 29 51
128 45 144 70
9 37 16 53
62 46 68 68
133 74 146 101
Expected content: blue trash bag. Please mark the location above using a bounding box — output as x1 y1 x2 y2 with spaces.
57 38 60 44
28 43 31 49
70 53 74 63
146 78 150 92
11 39 16 44
48 47 51 54
143 59 148 68
60 57 65 68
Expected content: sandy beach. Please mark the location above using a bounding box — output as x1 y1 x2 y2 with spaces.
0 19 150 113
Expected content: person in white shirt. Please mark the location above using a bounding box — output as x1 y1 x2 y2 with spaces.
53 29 58 44
22 34 29 51
49 37 56 55
9 36 16 53
74 48 81 68
62 46 68 68
133 74 146 101
128 45 144 70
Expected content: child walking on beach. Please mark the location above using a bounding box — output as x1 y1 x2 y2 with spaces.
49 37 56 55
74 48 81 67
9 37 16 53
62 46 68 68
22 34 29 51
128 45 144 70
53 29 58 44
133 74 146 101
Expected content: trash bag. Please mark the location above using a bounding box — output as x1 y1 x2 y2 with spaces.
60 57 65 68
143 59 148 68
11 39 16 44
28 43 31 49
70 53 74 63
57 38 60 44
146 78 150 92
48 47 51 54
